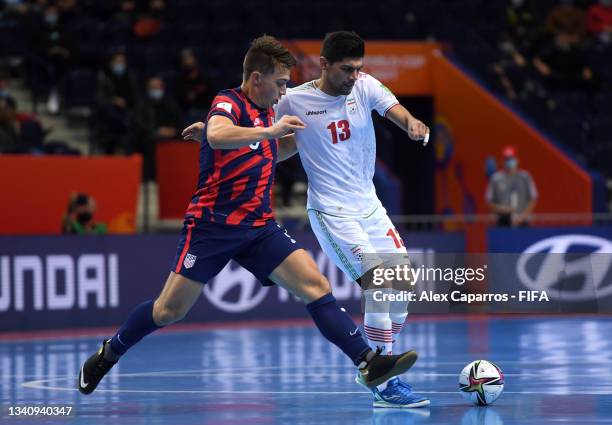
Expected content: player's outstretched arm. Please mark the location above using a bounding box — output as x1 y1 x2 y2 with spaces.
278 134 298 162
385 104 430 146
206 115 306 150
182 122 205 142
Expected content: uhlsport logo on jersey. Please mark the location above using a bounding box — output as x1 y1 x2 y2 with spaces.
305 109 327 116
516 234 612 301
203 262 269 313
183 253 197 269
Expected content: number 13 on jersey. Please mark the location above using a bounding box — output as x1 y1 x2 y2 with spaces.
327 120 351 144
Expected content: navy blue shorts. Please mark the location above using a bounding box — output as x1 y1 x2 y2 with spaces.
171 218 302 286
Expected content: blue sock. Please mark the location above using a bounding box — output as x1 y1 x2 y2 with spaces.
306 293 371 365
109 300 162 356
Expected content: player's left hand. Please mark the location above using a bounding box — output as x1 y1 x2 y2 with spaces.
182 122 205 142
408 117 430 146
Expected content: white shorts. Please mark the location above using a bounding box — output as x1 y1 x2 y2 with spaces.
308 205 410 282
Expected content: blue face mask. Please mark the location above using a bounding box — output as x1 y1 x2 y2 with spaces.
505 158 518 170
148 89 164 101
112 62 126 76
45 14 59 26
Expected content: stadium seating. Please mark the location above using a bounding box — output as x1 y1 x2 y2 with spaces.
1 0 609 179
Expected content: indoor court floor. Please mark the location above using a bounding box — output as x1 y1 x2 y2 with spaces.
2 315 612 425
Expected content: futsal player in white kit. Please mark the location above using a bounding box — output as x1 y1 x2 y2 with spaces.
274 31 431 408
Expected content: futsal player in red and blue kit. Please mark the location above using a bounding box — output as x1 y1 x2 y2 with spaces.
78 36 418 397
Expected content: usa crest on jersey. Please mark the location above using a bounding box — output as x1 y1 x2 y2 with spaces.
183 253 197 269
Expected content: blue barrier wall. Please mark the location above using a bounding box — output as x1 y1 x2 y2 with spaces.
0 231 465 332
487 227 612 312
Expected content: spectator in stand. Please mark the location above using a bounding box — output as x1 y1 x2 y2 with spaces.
504 0 539 51
110 0 137 27
486 146 538 227
133 0 173 40
25 2 77 114
177 48 213 120
0 68 16 104
545 0 587 39
532 30 594 91
587 0 612 44
0 97 22 153
492 0 543 102
62 193 107 235
0 96 46 153
57 0 81 27
132 76 183 180
95 51 140 154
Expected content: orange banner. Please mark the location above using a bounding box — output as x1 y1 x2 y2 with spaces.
156 141 199 220
0 155 142 235
286 40 438 96
432 54 592 216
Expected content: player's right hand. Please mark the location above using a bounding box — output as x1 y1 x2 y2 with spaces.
182 121 205 142
269 115 306 138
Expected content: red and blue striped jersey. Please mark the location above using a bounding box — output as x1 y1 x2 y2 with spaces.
185 87 278 227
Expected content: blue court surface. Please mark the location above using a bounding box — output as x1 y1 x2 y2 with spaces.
2 315 612 425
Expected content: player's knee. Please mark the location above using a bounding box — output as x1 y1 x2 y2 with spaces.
153 301 188 326
303 273 331 299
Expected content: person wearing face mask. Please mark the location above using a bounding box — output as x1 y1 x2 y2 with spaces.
131 76 183 180
61 193 107 235
94 52 141 154
587 0 612 43
486 146 538 227
177 49 213 119
532 31 595 91
24 3 75 114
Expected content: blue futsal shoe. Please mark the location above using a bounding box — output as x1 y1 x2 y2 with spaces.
356 374 430 408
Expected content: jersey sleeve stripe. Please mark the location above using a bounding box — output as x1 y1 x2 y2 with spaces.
383 102 400 117
208 109 238 124
211 94 242 120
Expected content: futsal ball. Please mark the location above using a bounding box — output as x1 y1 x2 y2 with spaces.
459 360 504 405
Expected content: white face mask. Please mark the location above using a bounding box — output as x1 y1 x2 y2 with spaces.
148 89 164 101
111 62 126 75
45 14 59 26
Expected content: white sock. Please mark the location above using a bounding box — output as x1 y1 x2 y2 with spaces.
363 289 394 391
390 297 409 352
363 289 393 354
391 312 408 337
363 312 393 354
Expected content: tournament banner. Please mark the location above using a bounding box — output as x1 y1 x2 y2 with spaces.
286 40 439 96
156 141 200 220
0 155 142 235
0 231 465 332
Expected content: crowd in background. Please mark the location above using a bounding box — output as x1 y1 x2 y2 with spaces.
0 0 610 190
